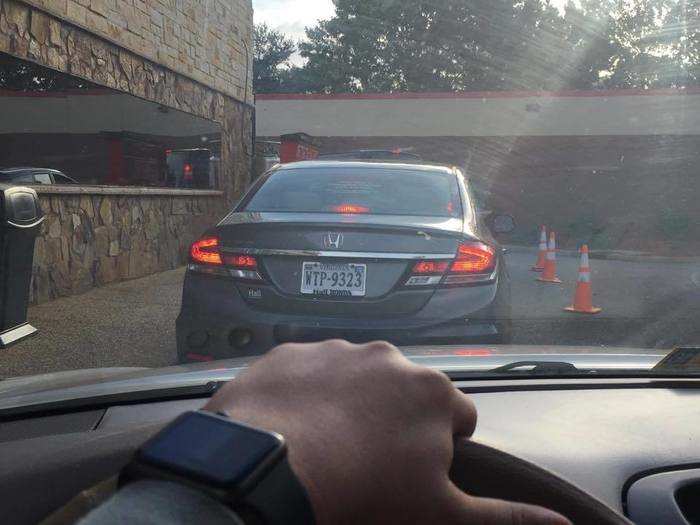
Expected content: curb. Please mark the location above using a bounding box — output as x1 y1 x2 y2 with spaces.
504 245 700 264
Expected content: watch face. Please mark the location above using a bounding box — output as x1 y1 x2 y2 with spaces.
139 411 284 487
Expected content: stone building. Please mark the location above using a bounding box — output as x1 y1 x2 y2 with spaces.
0 0 253 302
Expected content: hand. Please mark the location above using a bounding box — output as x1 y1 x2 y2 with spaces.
205 340 569 525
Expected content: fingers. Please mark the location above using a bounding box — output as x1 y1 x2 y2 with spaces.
452 389 478 437
445 488 572 525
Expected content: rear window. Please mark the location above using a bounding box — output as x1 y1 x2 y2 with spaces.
244 167 463 217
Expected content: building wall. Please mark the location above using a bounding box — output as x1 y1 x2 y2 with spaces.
306 135 700 255
256 90 700 137
0 0 254 301
18 0 253 103
257 91 700 255
0 0 253 203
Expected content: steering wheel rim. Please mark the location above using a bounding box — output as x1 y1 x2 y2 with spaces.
451 438 632 525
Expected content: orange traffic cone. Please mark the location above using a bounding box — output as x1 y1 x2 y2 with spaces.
531 225 547 271
564 245 602 314
536 231 561 283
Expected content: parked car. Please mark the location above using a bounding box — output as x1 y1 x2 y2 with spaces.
176 160 514 362
0 167 77 185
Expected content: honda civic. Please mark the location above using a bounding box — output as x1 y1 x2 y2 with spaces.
176 161 513 361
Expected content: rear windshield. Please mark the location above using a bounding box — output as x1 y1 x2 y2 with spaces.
243 167 463 217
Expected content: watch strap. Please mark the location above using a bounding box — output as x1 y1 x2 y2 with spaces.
237 452 316 525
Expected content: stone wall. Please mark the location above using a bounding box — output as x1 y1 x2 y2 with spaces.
17 0 253 103
0 0 254 204
0 0 253 302
30 186 226 303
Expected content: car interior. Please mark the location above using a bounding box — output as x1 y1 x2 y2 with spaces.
2 373 699 525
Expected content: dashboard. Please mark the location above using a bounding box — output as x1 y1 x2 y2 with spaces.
2 377 700 524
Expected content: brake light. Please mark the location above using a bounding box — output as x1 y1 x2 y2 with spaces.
451 242 496 274
412 261 449 274
190 237 222 265
183 163 193 182
189 238 262 281
331 204 369 214
223 254 257 269
405 241 496 287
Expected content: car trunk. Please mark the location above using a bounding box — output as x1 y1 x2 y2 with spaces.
216 212 468 316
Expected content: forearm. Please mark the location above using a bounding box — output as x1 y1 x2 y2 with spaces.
78 480 244 525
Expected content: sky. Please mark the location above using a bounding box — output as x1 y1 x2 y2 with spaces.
253 0 336 43
253 0 571 43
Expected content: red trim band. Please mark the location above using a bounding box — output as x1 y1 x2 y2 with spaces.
256 87 700 101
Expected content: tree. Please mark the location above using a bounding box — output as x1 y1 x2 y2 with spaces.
261 0 686 94
296 0 602 93
657 0 700 87
253 23 297 93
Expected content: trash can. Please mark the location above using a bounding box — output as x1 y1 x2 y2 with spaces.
0 186 44 348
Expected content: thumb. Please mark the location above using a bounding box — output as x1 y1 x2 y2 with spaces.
445 487 572 525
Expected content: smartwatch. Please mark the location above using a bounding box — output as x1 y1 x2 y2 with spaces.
120 410 315 525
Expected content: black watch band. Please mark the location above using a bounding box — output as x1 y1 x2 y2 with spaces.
120 411 315 525
236 450 316 525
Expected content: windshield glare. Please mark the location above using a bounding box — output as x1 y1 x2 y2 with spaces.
1 0 699 390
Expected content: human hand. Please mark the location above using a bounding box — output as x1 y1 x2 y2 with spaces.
205 340 569 525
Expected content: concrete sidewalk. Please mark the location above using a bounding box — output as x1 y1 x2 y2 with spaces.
0 268 186 379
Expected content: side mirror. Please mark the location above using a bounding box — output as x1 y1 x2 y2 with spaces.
492 214 515 234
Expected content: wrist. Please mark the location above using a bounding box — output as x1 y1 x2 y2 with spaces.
123 410 315 524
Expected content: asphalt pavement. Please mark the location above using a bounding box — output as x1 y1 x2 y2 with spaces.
0 268 185 378
508 247 700 348
1 249 699 379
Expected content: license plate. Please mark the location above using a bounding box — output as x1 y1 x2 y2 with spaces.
300 262 367 297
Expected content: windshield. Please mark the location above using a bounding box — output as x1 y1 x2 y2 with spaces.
1 0 700 395
243 166 463 217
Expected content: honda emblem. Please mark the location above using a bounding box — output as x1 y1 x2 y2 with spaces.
323 232 343 249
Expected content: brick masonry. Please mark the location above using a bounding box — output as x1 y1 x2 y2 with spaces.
16 0 253 103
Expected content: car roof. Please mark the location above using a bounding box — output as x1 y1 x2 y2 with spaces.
275 160 457 174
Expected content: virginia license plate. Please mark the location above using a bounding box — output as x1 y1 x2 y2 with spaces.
300 262 367 297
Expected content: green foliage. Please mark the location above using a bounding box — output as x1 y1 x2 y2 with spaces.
253 23 297 94
255 0 700 94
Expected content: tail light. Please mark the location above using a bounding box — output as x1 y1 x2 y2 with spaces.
189 236 262 280
223 254 257 269
190 237 221 265
450 243 496 273
330 204 370 214
405 241 496 286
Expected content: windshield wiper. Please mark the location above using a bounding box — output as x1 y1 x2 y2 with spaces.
490 361 581 375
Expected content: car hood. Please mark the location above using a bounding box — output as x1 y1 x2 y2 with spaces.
0 345 668 414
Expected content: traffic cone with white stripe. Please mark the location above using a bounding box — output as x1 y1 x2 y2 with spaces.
564 245 602 314
531 225 547 271
536 231 561 284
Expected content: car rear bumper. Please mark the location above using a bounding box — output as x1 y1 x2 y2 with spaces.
177 311 506 361
176 271 511 362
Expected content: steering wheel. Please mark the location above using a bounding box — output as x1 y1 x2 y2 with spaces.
14 425 632 524
451 438 632 524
